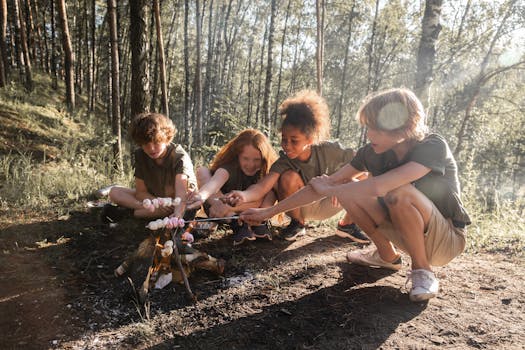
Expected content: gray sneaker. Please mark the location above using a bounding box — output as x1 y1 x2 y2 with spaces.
346 247 402 271
407 269 439 302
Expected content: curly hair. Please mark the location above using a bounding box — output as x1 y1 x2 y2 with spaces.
279 90 330 143
357 88 428 141
129 112 176 145
210 129 277 178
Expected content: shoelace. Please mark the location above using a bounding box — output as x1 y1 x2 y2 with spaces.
405 270 434 291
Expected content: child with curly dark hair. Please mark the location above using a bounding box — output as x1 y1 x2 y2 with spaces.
228 90 367 242
105 112 197 221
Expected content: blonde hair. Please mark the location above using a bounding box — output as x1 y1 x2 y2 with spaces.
279 90 330 143
210 129 278 178
129 112 176 145
357 88 428 140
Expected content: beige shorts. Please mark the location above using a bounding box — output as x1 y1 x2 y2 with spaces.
300 197 342 221
377 203 466 266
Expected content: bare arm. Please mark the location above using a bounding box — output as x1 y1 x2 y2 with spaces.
240 164 364 224
173 174 190 217
312 162 431 198
227 172 281 204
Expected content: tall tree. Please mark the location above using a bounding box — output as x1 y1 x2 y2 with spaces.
50 0 58 89
315 0 325 95
153 0 168 116
108 0 122 172
0 0 6 86
336 3 357 139
183 0 191 148
13 0 33 91
415 0 443 109
129 0 150 117
57 0 74 108
262 0 276 136
194 0 203 145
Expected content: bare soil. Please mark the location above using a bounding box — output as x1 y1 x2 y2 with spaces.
1 207 524 350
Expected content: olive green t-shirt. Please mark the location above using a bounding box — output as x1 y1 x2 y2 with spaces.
351 134 471 227
216 161 261 194
270 141 355 184
134 143 197 197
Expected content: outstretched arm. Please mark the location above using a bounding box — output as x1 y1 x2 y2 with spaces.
240 164 364 224
186 168 229 210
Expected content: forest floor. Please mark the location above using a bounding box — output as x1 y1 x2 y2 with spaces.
1 206 524 350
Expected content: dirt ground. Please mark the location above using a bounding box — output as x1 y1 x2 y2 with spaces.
1 206 524 350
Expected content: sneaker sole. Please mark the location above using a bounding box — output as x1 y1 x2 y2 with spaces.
409 292 437 302
283 228 306 241
335 229 371 244
253 234 272 240
233 236 256 246
345 252 402 271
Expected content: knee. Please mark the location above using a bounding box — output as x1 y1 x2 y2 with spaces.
108 187 120 202
278 170 304 194
384 185 413 209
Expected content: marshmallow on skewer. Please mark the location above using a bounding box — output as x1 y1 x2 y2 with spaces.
146 217 185 230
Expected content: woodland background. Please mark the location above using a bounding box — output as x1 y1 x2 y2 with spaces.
0 1 524 348
0 0 524 220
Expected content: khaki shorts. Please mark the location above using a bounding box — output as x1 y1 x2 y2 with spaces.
377 203 466 266
300 197 342 221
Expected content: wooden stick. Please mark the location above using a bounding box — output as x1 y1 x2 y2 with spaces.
170 227 196 302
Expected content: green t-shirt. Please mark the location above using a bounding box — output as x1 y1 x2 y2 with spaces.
351 133 471 227
270 141 355 184
134 143 197 197
216 161 261 194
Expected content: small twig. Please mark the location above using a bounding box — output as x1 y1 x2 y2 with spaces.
171 226 196 302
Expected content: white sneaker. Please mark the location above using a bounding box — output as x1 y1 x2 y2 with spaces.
346 247 402 271
407 269 439 302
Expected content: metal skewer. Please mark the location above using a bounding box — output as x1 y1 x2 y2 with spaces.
191 215 240 222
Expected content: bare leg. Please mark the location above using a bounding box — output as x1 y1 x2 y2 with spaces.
277 170 306 224
384 185 433 270
337 194 399 263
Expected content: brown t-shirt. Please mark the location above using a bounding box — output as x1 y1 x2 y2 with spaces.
351 133 471 227
270 141 355 184
215 161 261 194
134 143 197 197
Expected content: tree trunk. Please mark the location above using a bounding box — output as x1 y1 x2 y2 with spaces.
336 3 356 139
183 0 192 148
262 0 276 137
50 0 57 89
89 0 96 111
194 0 203 145
315 0 324 95
31 0 46 70
153 0 169 117
57 0 75 108
129 0 150 118
108 0 122 172
13 0 33 91
414 0 443 109
0 0 7 86
360 0 380 147
272 0 291 129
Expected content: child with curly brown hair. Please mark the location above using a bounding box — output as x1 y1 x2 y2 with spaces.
105 112 197 221
186 129 278 246
228 90 367 242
